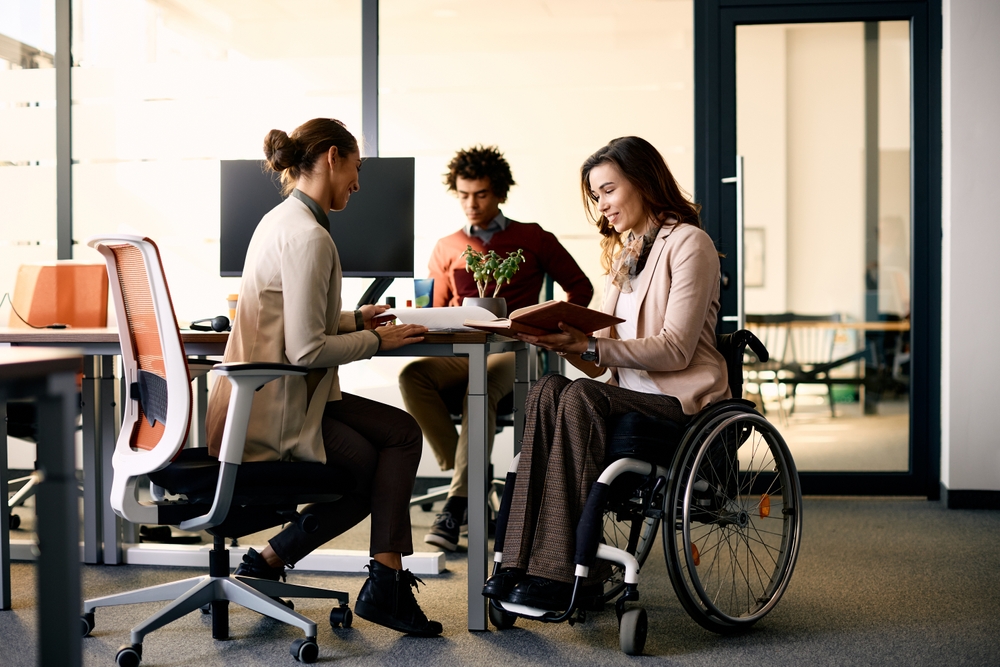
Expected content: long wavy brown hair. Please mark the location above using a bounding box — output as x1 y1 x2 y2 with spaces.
580 136 702 273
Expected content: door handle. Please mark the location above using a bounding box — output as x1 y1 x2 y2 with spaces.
721 155 744 329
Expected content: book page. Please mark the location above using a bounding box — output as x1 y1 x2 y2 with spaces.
386 306 499 331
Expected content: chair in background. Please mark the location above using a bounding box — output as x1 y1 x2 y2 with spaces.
747 313 868 418
81 235 352 666
6 262 108 530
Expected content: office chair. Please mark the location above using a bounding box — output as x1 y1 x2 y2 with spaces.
81 235 353 666
6 262 107 530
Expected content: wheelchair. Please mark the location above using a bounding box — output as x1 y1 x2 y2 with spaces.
487 330 803 655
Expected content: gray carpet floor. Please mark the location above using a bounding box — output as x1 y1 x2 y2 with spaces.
3 497 1000 667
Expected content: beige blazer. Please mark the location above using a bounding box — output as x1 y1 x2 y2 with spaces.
206 195 380 463
594 222 731 415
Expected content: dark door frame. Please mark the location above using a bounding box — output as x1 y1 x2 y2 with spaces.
695 0 942 497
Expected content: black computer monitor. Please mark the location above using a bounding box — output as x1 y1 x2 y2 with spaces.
220 157 415 280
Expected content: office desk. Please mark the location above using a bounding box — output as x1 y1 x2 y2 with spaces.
0 347 83 667
0 328 227 566
0 328 528 632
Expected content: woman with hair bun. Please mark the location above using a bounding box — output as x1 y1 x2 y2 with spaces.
482 136 730 611
206 118 441 636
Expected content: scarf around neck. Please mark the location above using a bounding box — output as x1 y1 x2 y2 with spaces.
611 225 662 294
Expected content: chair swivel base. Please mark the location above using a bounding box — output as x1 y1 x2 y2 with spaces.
83 572 350 665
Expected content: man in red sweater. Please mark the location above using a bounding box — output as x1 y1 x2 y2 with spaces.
399 145 593 551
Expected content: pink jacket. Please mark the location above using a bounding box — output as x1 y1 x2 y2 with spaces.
595 222 731 415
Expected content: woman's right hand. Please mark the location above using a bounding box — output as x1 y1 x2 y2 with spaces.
375 323 427 351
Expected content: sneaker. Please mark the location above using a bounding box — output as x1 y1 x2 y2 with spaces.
234 547 288 582
355 559 443 636
424 510 462 551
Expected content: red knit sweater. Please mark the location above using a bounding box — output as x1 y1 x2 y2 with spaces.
427 219 593 312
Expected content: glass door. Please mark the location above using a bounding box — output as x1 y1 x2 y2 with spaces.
737 21 911 474
695 1 942 496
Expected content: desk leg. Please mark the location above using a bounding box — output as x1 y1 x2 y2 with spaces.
98 355 122 564
1 397 10 610
513 345 530 457
456 343 488 631
36 370 83 667
81 356 102 564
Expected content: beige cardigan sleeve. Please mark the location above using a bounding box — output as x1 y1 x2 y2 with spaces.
281 225 379 368
596 229 718 372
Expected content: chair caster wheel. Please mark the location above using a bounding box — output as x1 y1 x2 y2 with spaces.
421 502 434 512
116 643 142 667
290 637 319 663
8 513 20 531
619 607 647 656
489 602 516 630
277 597 294 611
81 611 94 637
329 604 353 628
200 604 211 615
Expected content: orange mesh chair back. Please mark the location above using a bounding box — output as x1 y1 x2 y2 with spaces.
99 238 191 456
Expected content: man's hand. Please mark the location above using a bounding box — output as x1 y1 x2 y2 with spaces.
359 304 393 329
376 323 427 351
516 322 588 355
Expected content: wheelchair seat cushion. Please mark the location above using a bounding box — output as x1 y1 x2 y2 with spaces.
605 412 685 468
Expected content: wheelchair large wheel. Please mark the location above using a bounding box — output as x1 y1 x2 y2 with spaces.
664 408 802 634
600 472 661 602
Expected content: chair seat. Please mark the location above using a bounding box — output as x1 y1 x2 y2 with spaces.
605 412 686 468
149 448 355 503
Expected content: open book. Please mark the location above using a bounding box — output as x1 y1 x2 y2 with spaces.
463 300 624 337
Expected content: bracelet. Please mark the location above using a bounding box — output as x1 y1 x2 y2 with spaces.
354 309 364 331
371 329 382 351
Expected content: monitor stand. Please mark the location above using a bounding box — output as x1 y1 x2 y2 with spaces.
357 277 395 307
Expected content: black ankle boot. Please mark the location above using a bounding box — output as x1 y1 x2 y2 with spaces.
355 559 443 636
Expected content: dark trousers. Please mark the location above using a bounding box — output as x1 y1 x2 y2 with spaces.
501 374 687 583
268 392 423 563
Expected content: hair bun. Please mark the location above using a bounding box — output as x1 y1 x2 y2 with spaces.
263 129 300 171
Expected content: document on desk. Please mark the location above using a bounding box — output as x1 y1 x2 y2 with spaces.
386 306 498 331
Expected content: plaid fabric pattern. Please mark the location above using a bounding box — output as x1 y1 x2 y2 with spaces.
501 374 687 583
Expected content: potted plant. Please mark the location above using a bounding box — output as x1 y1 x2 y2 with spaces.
461 246 525 318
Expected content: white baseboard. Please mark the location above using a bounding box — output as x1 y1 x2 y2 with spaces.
7 539 446 576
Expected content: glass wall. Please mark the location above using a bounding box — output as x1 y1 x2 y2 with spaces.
379 0 695 311
0 1 57 313
70 0 362 320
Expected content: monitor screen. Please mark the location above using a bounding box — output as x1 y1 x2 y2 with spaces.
220 157 415 278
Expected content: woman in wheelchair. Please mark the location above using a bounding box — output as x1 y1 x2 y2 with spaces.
482 136 731 612
206 118 442 636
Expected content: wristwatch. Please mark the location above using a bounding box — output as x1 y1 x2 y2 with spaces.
580 336 599 363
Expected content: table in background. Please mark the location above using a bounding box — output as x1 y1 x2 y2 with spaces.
0 347 83 667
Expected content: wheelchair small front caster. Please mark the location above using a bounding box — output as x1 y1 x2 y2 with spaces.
290 637 319 663
329 604 353 628
81 611 95 637
8 513 20 531
619 607 647 656
488 602 516 630
116 643 142 667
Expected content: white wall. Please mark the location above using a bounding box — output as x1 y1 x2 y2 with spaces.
941 0 1000 492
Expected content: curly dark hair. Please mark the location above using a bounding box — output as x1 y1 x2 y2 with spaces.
443 145 516 199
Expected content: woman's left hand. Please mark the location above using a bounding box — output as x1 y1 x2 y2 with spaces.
359 304 393 329
517 322 589 355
